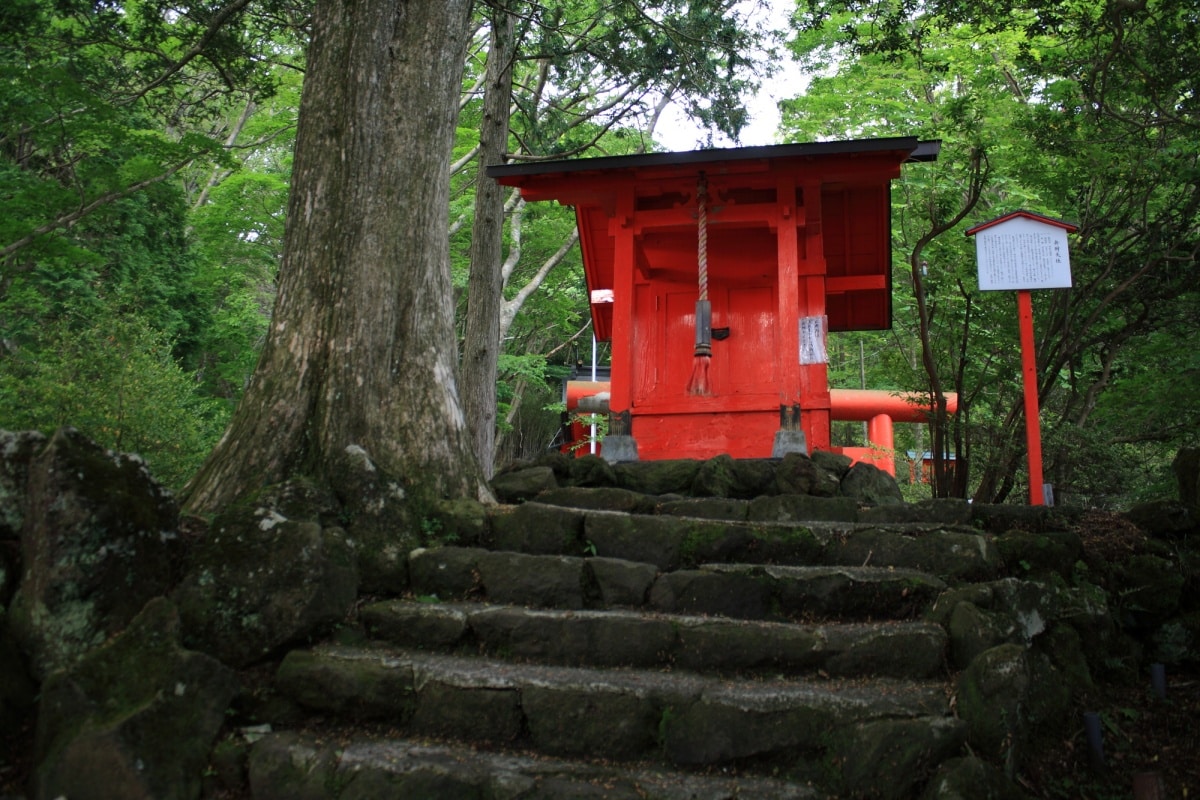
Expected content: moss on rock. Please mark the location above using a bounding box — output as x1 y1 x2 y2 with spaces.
173 507 357 668
34 597 238 800
9 427 181 679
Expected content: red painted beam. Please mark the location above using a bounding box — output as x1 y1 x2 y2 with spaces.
566 384 958 426
828 389 959 422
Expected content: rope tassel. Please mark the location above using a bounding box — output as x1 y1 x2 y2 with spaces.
687 172 713 396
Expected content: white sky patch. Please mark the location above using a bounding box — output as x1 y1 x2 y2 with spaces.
656 0 810 151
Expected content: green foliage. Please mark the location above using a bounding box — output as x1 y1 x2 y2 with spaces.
656 705 677 752
418 516 460 548
785 0 1200 506
0 0 251 263
1 0 301 455
513 0 771 152
186 92 296 397
0 179 203 348
0 312 227 489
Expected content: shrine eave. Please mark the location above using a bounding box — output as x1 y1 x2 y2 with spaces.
486 137 940 183
486 137 941 345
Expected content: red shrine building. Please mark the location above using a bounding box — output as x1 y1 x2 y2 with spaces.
488 137 940 463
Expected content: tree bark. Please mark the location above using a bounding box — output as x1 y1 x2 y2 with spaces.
183 0 486 515
462 3 517 479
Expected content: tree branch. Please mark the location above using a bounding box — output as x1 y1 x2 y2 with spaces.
122 0 257 105
1 159 195 262
500 226 580 340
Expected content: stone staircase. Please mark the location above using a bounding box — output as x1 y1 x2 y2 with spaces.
242 456 1070 799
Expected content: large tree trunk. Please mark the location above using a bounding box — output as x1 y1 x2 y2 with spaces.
183 0 486 515
462 3 516 479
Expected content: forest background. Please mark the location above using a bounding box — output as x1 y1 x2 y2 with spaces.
0 0 1195 509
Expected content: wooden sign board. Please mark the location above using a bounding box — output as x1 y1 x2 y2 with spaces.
965 210 1079 505
971 214 1073 291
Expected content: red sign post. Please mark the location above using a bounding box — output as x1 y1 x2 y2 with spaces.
966 211 1078 505
1016 289 1044 504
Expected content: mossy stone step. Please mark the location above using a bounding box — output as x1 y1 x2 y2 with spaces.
249 730 823 799
407 547 949 622
360 599 947 678
650 564 946 621
407 547 658 610
487 502 1002 581
274 645 958 776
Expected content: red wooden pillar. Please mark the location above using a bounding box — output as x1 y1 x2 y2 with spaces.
800 180 831 451
606 186 637 454
774 174 803 452
867 413 894 453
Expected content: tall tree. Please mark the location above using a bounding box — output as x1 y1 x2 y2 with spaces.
462 2 517 480
183 0 487 514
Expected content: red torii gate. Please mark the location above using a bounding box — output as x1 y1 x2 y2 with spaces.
489 138 940 462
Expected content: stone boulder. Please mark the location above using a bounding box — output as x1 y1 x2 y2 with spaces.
921 756 1030 799
1113 554 1185 622
1038 622 1095 690
0 429 46 541
614 459 701 496
955 644 1072 768
407 547 589 609
858 498 973 526
993 528 1083 579
327 446 421 593
658 496 751 520
811 449 854 481
934 579 1055 668
34 597 238 800
490 464 558 504
835 716 966 800
8 427 182 680
747 494 859 523
840 461 904 505
174 503 357 668
775 451 841 497
947 601 1016 669
424 497 489 548
0 609 36 738
531 450 574 483
955 644 1030 762
830 526 1000 583
562 454 618 488
489 501 586 554
1124 499 1199 538
532 486 658 516
932 578 1106 675
584 511 738 570
691 455 777 499
969 504 1082 534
